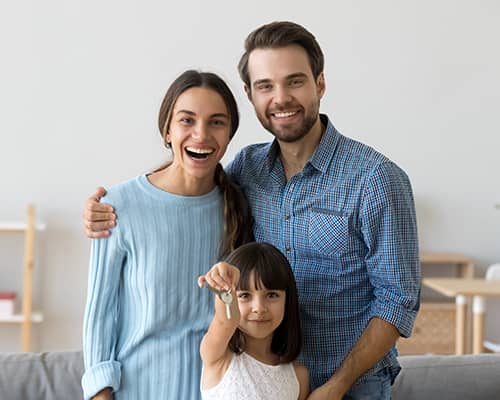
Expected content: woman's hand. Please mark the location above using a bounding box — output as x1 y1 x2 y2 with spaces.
92 387 112 400
198 261 240 292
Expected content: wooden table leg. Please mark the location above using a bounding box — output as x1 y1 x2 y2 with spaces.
472 296 485 354
455 295 467 355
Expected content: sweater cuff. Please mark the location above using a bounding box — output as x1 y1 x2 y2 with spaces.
82 360 121 400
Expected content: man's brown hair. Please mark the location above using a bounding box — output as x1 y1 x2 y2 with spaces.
237 21 324 89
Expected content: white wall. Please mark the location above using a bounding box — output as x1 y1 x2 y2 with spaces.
1 1 499 351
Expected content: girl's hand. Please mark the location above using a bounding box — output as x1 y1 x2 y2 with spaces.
198 262 240 292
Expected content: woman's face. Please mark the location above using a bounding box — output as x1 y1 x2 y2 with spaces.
166 87 231 183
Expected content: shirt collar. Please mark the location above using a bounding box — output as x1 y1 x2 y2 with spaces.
308 114 341 174
262 113 341 175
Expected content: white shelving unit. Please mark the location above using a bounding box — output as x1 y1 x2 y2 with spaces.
0 205 45 351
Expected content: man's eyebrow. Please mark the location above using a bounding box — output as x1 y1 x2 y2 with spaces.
252 78 272 88
252 73 309 88
286 72 308 80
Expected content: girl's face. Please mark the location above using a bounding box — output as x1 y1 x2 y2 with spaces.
236 273 286 342
166 87 231 184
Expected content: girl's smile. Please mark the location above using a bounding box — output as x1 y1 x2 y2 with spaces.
237 275 286 342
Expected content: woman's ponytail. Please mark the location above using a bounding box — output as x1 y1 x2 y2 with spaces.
214 163 254 257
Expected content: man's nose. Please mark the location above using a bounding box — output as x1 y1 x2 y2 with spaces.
273 85 292 105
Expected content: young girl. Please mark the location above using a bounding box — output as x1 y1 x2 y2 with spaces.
82 70 252 400
197 242 309 399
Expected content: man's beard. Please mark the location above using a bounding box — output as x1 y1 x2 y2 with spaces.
258 99 320 143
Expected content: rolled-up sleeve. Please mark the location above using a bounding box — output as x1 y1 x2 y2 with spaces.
82 230 125 400
361 161 421 338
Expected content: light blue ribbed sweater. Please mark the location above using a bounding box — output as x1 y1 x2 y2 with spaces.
82 175 223 400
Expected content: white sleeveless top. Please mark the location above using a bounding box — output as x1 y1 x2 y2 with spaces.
201 352 300 400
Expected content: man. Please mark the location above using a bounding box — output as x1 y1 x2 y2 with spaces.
83 21 420 399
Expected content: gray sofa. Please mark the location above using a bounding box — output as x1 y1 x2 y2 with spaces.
0 351 499 399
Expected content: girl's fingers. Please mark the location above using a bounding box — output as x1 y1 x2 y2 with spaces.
207 267 231 291
201 262 239 292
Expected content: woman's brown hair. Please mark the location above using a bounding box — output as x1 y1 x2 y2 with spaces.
157 70 253 257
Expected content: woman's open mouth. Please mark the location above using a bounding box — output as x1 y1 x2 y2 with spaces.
185 146 214 160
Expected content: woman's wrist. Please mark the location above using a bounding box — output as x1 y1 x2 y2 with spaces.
92 387 112 400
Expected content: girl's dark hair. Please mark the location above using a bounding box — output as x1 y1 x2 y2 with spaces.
238 21 324 90
157 70 254 256
225 242 302 363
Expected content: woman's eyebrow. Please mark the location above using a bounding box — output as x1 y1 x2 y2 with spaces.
176 110 196 115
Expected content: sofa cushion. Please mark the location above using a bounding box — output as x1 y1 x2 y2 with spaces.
1 351 500 400
0 351 84 400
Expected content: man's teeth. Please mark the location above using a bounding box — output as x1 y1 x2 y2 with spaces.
273 111 297 118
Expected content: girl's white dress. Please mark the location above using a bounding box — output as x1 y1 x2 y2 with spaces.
201 352 300 400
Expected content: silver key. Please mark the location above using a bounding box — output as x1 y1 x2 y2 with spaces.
205 284 233 320
220 290 233 320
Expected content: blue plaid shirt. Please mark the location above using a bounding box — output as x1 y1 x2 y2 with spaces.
227 114 420 390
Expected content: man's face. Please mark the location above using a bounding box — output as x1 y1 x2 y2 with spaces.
245 45 325 143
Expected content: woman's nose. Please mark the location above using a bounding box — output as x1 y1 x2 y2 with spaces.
191 122 209 140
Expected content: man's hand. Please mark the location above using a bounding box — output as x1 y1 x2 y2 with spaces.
307 382 341 400
83 187 116 238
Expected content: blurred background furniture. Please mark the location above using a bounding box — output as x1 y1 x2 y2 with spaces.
397 252 474 355
0 205 45 351
423 277 500 354
484 263 500 353
1 351 500 400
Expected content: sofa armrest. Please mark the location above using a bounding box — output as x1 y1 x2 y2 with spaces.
393 354 500 400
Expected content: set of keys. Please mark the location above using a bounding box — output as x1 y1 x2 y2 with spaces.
206 284 233 320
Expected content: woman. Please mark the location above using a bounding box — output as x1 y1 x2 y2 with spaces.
82 70 253 400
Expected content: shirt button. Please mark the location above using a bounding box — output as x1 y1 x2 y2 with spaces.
285 215 290 221
285 246 291 252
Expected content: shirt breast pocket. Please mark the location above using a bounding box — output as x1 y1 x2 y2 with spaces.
308 208 349 256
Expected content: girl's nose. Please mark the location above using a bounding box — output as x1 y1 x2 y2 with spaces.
251 299 267 313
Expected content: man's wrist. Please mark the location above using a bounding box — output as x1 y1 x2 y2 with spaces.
326 372 353 398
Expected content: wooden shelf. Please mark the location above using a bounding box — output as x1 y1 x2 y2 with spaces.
0 312 44 323
0 205 45 351
0 222 46 232
420 252 474 278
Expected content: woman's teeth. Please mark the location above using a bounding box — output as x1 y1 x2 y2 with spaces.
185 147 214 159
